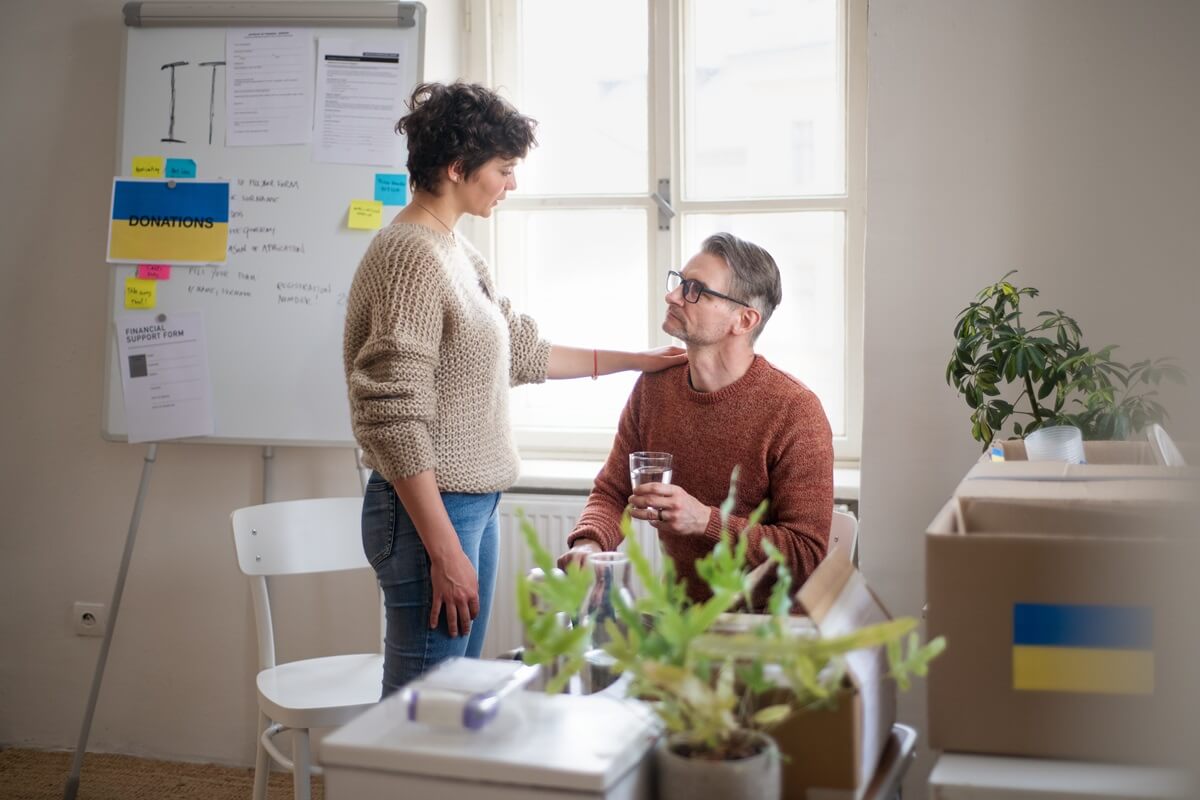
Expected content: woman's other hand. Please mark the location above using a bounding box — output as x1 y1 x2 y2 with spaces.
429 546 480 637
636 346 688 373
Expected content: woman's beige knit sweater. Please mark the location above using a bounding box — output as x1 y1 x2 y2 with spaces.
343 223 551 493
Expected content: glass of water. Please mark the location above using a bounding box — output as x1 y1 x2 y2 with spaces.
629 451 673 488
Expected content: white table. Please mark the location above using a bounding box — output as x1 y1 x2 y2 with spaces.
928 753 1195 799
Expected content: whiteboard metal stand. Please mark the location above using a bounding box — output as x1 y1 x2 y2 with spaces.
64 444 159 800
64 443 278 800
263 445 275 502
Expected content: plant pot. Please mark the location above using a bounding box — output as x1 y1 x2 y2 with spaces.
655 730 781 800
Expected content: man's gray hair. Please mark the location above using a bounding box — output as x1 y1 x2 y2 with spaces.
701 232 783 342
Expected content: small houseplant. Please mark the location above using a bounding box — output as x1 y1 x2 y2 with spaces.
946 271 1184 450
516 472 944 800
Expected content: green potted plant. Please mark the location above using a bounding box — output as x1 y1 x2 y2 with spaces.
516 472 945 800
946 271 1184 450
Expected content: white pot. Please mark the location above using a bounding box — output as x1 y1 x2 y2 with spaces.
654 730 781 800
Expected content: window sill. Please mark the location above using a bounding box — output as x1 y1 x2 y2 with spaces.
513 459 861 502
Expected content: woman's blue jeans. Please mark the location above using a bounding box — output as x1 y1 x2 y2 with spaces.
362 472 500 697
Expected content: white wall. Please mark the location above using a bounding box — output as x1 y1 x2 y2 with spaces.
0 0 463 765
861 0 1200 793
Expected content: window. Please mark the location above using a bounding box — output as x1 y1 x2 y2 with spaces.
465 0 865 462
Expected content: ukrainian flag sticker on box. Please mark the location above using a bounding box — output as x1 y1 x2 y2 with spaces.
1013 603 1153 695
107 178 229 265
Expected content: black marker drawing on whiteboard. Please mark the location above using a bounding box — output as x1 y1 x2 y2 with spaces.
160 61 189 143
198 61 225 145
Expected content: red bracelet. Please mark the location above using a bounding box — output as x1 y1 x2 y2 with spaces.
591 349 598 380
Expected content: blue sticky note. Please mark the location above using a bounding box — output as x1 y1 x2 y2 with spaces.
375 173 408 205
164 158 197 179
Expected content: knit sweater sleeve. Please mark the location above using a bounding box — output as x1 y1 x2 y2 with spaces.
345 234 445 484
496 296 552 386
701 387 833 595
567 377 645 551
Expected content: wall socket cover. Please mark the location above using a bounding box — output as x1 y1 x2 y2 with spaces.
73 602 108 637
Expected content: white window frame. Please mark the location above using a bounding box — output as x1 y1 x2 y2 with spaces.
461 0 865 464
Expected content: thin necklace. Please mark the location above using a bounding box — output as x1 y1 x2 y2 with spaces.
413 201 455 236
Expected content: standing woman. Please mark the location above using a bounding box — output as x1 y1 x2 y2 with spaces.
343 81 686 696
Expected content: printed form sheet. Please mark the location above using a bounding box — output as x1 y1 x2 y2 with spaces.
314 38 411 166
225 30 314 146
115 312 215 443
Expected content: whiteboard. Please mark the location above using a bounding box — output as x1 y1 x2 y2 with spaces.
103 4 424 446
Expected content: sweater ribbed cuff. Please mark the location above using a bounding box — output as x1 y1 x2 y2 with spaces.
528 339 553 384
702 507 726 544
567 527 616 553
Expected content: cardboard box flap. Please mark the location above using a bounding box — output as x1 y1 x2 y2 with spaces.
793 548 893 791
967 461 1197 483
957 473 1196 507
795 545 855 626
716 549 897 795
945 496 1186 540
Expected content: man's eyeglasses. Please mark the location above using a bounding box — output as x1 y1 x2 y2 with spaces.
666 270 751 307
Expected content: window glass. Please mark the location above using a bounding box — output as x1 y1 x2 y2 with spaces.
514 0 649 196
684 0 843 199
495 208 649 431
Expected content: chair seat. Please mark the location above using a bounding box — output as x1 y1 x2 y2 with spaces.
257 653 383 729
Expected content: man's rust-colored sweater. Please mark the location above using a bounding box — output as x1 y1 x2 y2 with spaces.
568 355 834 608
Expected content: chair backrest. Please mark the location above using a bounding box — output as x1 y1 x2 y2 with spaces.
230 497 370 669
828 509 858 566
231 497 369 577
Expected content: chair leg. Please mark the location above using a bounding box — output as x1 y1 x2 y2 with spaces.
291 727 312 800
253 711 271 800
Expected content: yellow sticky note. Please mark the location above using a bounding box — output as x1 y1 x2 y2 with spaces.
348 200 383 230
125 277 158 309
132 156 165 178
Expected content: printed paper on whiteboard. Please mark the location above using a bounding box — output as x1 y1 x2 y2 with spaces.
313 38 410 166
115 312 215 443
225 30 315 147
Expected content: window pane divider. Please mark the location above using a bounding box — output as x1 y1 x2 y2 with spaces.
492 195 656 210
677 197 852 213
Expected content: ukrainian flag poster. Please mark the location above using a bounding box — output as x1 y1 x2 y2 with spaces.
107 179 229 265
1013 603 1154 695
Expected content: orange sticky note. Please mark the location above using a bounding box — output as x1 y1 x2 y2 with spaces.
125 277 158 309
137 264 172 280
131 156 165 178
348 200 383 230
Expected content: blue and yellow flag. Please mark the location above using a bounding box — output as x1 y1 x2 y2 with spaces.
1012 603 1153 695
108 179 229 265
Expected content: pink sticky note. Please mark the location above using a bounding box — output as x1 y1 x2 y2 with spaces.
137 264 171 280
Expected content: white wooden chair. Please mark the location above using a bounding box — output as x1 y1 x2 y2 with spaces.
829 509 859 567
230 497 383 800
737 508 860 608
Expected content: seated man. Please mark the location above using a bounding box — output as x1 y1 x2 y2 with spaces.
559 232 834 610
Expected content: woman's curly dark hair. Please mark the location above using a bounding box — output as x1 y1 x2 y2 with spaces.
396 82 538 193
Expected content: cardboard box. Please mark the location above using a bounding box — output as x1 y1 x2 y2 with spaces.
926 446 1198 762
714 550 896 800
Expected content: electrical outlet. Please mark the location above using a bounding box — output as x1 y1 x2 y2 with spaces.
73 602 108 637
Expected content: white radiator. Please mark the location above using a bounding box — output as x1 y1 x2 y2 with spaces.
482 492 663 658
